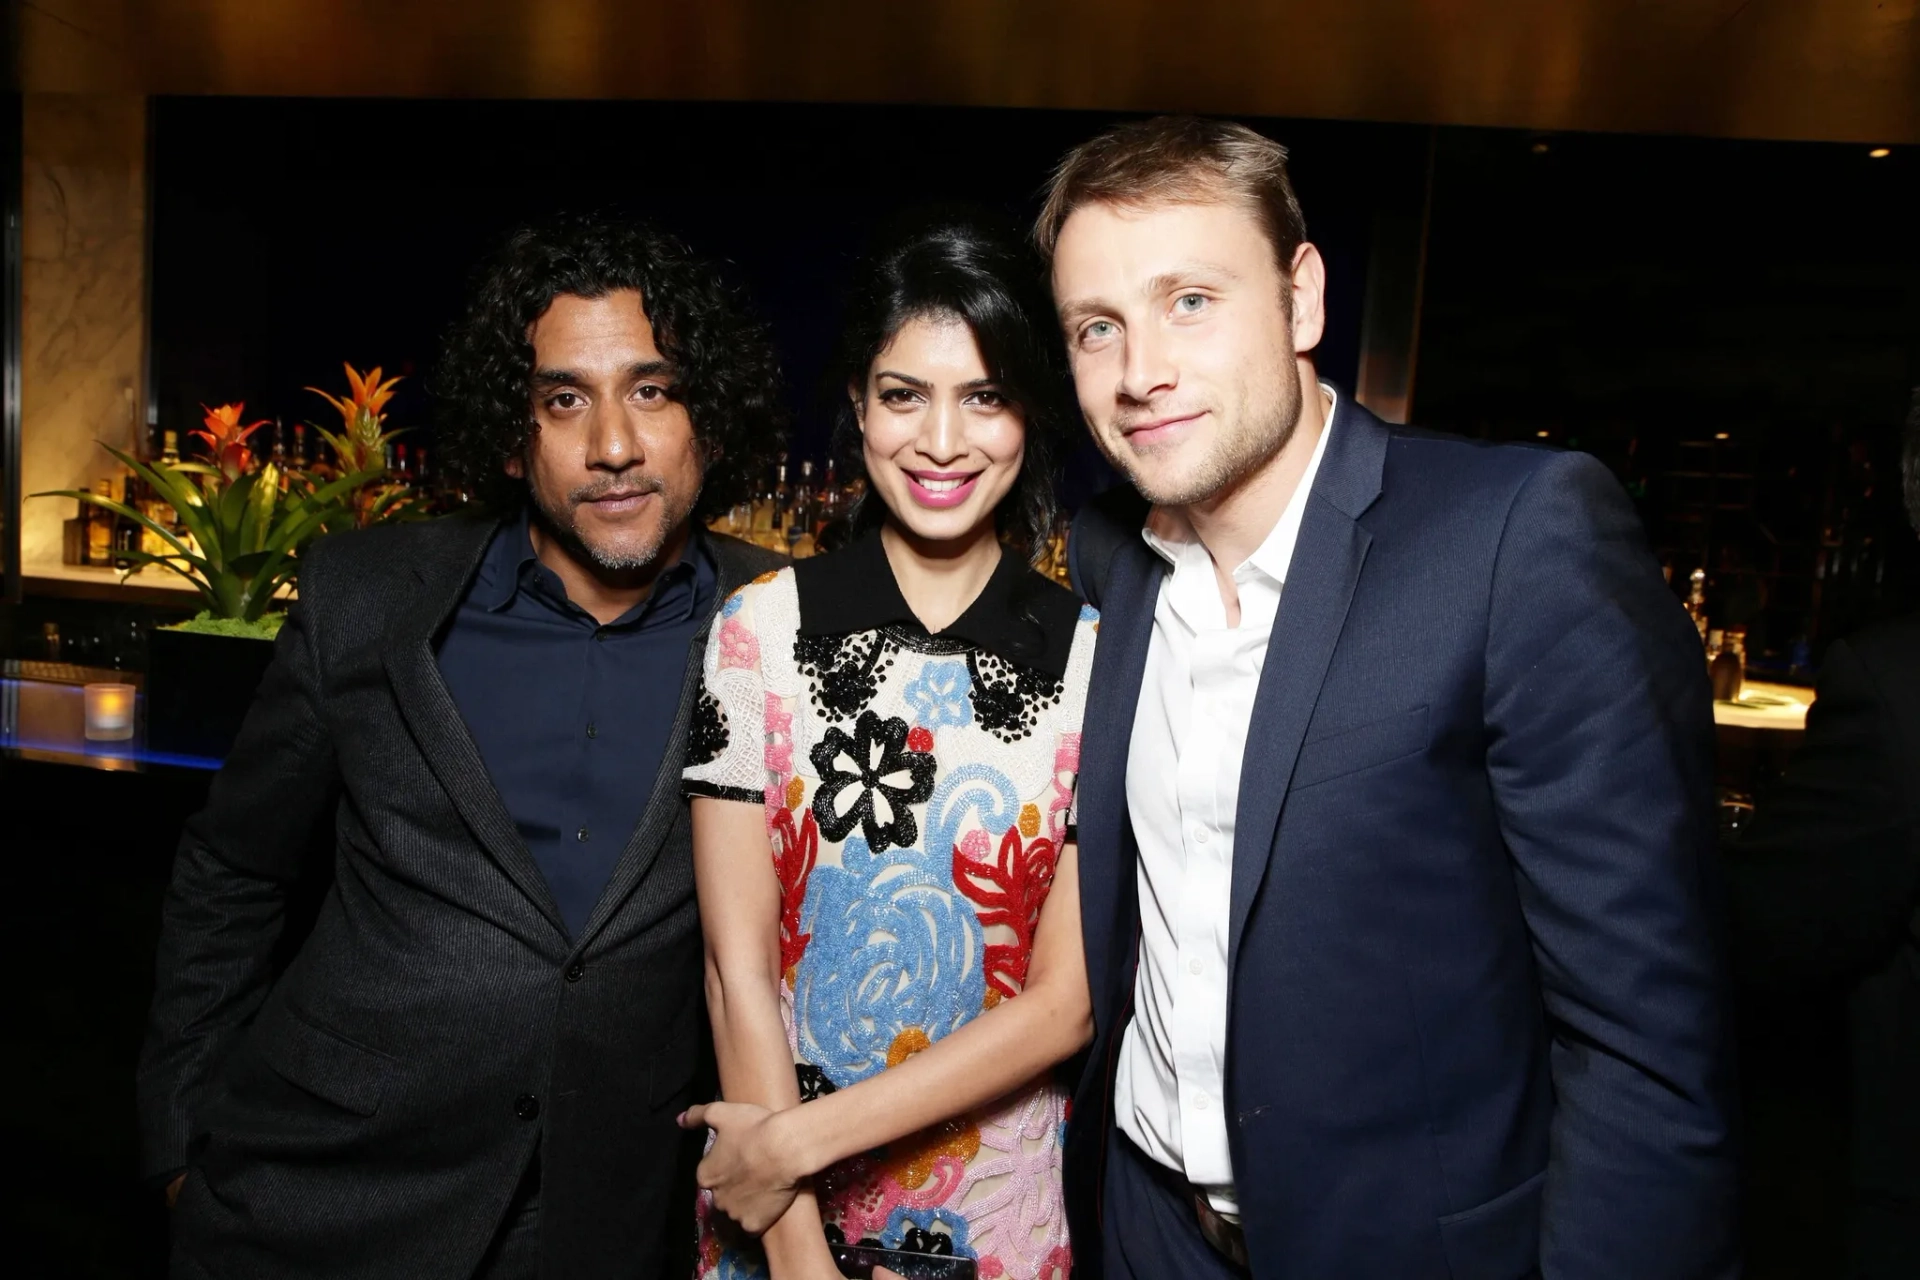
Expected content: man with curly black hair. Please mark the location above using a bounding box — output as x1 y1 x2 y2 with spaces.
139 214 788 1280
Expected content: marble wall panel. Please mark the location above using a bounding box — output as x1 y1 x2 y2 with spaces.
20 93 148 570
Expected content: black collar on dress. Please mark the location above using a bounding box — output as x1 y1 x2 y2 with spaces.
792 528 1080 679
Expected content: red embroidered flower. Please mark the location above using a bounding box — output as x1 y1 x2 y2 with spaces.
906 726 934 754
768 806 819 978
953 824 1057 998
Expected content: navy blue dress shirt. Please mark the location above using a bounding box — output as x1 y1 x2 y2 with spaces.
436 510 716 937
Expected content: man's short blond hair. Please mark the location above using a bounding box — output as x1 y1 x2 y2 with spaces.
1035 116 1308 280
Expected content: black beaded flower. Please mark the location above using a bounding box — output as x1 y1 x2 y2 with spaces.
809 710 936 853
967 651 1064 743
795 1063 839 1103
687 688 730 767
795 632 890 723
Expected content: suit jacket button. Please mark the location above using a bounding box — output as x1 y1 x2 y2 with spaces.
514 1094 540 1121
565 961 585 983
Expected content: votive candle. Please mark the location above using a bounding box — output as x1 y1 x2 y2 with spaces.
83 682 136 741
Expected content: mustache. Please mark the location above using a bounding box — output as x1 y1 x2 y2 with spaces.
569 474 667 504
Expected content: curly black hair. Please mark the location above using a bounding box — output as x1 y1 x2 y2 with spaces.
433 212 787 517
829 207 1079 558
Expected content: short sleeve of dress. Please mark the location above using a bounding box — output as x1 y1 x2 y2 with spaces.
1058 603 1100 834
682 574 777 806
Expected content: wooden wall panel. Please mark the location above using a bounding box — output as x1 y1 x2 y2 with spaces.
16 1 1920 145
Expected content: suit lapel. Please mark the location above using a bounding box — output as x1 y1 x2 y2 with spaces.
1227 396 1389 971
383 516 571 939
1078 536 1162 1028
574 535 774 949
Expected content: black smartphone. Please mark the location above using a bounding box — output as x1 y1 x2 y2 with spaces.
829 1242 979 1280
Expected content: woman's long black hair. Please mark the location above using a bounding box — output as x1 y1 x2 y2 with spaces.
829 209 1079 558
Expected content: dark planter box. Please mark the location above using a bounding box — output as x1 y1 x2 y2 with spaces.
145 626 278 761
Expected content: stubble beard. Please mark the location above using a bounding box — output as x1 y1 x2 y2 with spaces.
1104 357 1305 509
530 473 698 573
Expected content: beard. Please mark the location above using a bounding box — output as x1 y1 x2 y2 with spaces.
529 471 697 573
1105 356 1305 509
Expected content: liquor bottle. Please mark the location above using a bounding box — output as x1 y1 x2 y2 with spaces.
270 419 288 469
787 461 818 558
815 458 841 533
159 429 181 465
396 442 412 479
750 459 783 549
1684 568 1709 646
1710 627 1746 702
413 445 429 486
63 501 89 565
112 468 144 570
87 479 115 565
291 422 309 469
137 466 173 557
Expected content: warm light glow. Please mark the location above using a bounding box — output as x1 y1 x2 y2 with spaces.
1535 430 1550 438
83 682 136 741
1715 432 1731 440
1530 140 1550 154
1868 147 1891 158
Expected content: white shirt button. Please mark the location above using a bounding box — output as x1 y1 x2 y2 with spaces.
1189 957 1205 975
1193 826 1210 845
1193 1092 1211 1110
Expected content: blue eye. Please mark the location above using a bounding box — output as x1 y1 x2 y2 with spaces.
1175 294 1207 313
1081 320 1116 343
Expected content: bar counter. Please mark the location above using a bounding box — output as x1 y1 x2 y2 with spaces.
1 662 222 773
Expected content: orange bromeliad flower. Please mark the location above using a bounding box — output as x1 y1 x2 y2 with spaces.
192 402 269 478
308 362 401 433
307 362 406 480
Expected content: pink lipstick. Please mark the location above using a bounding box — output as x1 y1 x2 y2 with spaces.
904 470 981 509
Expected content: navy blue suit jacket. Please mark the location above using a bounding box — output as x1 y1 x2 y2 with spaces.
1066 394 1739 1279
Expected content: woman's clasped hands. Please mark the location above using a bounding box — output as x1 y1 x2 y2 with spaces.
679 1101 907 1280
679 1100 804 1233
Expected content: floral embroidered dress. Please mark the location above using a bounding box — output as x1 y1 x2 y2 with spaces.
683 531 1098 1280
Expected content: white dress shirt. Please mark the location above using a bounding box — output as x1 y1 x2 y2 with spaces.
1115 387 1336 1217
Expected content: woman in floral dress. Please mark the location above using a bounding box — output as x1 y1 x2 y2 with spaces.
679 214 1095 1280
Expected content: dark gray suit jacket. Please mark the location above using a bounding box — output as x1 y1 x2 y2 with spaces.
137 513 783 1280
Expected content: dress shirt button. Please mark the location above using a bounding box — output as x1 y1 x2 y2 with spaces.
1192 1092 1211 1110
586 721 597 739
565 960 585 983
1193 826 1211 845
594 629 609 643
576 826 590 843
1189 957 1205 976
514 1094 540 1121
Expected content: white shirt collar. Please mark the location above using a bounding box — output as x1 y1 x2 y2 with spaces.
1140 383 1339 588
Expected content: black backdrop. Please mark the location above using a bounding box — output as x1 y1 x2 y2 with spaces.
148 97 1920 650
150 98 1425 506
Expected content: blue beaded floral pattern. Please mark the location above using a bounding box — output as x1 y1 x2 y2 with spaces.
903 659 974 730
793 833 987 1088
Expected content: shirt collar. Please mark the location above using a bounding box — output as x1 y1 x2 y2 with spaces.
1141 382 1338 589
793 528 1078 679
472 507 710 625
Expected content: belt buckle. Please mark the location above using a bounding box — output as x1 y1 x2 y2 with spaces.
1191 1190 1250 1270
